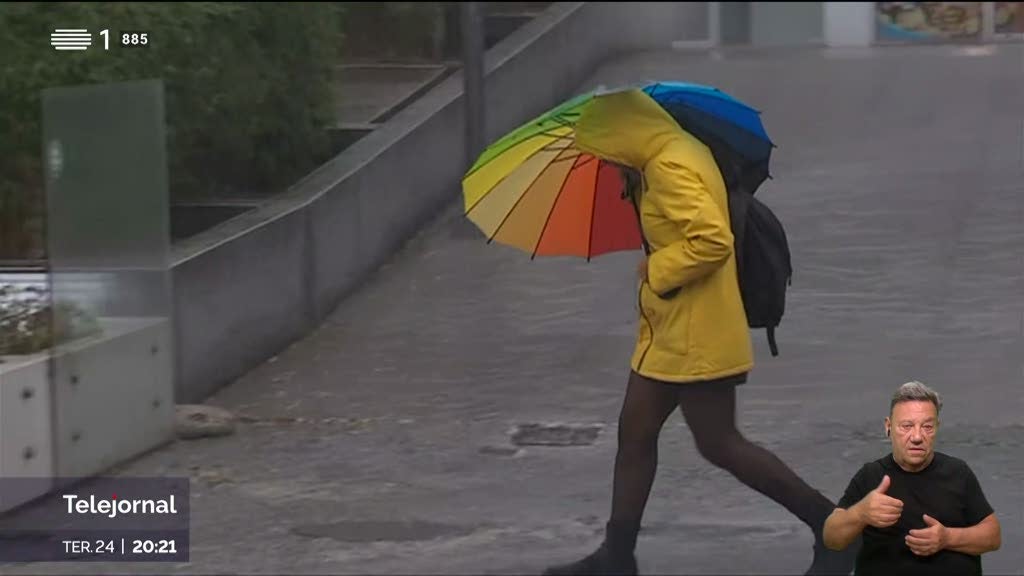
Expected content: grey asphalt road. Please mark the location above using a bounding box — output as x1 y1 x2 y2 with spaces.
3 42 1022 575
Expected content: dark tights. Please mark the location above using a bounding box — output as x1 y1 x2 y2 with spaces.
608 371 834 549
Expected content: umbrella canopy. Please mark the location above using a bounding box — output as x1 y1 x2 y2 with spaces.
642 81 774 193
461 92 643 260
461 83 773 260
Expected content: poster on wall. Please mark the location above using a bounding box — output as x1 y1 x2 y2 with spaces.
876 2 982 40
995 2 1024 34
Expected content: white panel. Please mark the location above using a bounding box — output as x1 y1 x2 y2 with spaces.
825 2 876 47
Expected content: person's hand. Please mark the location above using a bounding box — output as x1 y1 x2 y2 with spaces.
906 514 947 557
637 255 648 282
856 475 903 528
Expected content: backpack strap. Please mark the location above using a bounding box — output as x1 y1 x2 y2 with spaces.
767 326 779 357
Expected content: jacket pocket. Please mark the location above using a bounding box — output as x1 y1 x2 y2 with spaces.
641 281 690 356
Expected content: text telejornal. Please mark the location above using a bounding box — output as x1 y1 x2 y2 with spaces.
63 494 178 518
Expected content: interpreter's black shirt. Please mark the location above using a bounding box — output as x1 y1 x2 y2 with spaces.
837 452 995 576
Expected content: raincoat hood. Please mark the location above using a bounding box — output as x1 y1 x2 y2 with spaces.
574 89 683 170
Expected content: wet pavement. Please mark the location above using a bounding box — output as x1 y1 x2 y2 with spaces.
3 42 1023 575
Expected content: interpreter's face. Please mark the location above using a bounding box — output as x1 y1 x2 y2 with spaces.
886 400 938 472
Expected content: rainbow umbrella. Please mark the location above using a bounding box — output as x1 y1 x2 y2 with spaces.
461 83 772 260
461 92 642 260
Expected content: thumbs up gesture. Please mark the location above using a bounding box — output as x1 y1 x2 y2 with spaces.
856 475 904 528
906 514 947 556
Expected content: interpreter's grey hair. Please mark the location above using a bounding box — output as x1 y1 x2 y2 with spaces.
890 381 942 415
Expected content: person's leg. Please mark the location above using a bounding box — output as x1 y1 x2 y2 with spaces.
675 380 858 575
607 370 680 537
543 371 678 575
675 381 833 529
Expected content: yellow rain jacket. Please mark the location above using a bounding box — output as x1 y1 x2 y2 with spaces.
575 89 754 383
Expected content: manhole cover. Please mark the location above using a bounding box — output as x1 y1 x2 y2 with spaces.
510 423 603 447
291 520 474 543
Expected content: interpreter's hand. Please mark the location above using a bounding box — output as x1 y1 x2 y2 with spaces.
637 255 648 282
856 475 903 528
906 514 947 557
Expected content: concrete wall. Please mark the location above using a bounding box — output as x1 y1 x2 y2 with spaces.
0 352 52 513
171 2 707 403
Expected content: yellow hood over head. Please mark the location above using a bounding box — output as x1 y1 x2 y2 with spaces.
574 89 683 169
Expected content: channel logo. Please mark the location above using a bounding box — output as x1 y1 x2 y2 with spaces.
51 28 92 51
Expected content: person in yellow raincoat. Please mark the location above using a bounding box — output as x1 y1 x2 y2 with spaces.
543 90 857 575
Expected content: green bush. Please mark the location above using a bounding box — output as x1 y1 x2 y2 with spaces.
0 2 345 259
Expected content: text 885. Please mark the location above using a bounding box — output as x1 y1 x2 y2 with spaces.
121 32 149 46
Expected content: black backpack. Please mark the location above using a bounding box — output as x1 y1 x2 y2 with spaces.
726 186 792 357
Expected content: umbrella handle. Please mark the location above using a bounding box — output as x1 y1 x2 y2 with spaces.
626 184 652 256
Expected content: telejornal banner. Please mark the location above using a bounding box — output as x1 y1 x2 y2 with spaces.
0 476 189 562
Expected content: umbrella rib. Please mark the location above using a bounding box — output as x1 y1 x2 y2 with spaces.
462 129 576 179
465 140 577 217
546 154 579 163
530 154 581 260
486 156 559 245
573 155 597 169
541 141 576 154
586 161 601 262
548 114 579 129
536 129 577 144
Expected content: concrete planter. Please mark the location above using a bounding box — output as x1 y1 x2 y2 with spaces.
0 350 53 513
0 316 175 513
51 317 175 479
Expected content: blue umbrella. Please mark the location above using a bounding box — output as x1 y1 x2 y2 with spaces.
642 81 774 193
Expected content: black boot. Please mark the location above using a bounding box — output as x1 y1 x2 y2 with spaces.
543 521 639 576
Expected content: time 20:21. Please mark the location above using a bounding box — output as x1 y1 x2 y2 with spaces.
132 539 177 554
